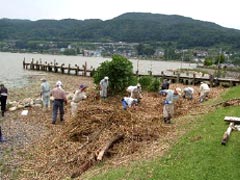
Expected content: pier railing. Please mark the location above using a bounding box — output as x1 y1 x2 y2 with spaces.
23 58 240 87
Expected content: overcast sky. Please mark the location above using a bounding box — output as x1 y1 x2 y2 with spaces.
1 0 239 30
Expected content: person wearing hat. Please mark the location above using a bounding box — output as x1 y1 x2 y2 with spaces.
121 97 138 110
99 76 109 99
160 87 182 124
126 83 143 100
71 84 88 117
0 84 8 117
40 78 51 110
50 81 67 124
199 82 210 103
56 80 63 89
183 87 194 100
161 79 170 90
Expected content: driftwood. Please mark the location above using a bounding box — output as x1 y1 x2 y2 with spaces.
97 133 124 161
71 154 96 178
212 98 240 107
71 133 124 178
224 116 240 123
221 122 234 145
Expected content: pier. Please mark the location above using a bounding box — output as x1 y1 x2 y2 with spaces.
23 59 240 87
23 58 93 76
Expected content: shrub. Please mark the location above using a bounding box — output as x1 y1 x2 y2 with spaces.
148 78 161 92
138 76 154 90
93 54 135 94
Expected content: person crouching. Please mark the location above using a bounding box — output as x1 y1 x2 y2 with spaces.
121 97 138 110
183 87 194 100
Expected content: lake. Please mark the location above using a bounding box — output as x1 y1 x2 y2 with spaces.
0 52 196 88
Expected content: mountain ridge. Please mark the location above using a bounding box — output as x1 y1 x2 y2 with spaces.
0 12 240 49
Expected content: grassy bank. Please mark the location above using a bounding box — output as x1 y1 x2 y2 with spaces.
85 86 240 180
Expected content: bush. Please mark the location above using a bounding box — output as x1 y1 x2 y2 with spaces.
148 78 160 92
93 54 135 94
138 76 160 92
138 76 153 90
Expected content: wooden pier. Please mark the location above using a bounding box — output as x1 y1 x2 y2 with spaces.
23 58 93 76
23 59 240 87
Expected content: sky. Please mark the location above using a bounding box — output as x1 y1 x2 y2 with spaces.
0 0 239 30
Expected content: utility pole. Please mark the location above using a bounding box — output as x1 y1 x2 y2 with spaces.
181 49 184 70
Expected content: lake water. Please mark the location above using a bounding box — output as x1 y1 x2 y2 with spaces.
0 52 196 88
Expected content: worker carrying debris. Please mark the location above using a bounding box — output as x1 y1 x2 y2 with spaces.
182 87 194 100
71 84 88 117
121 97 138 110
126 83 143 100
199 82 210 103
160 87 182 124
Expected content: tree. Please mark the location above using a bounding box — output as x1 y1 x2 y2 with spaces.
214 54 225 65
136 44 155 56
93 54 135 94
204 57 213 66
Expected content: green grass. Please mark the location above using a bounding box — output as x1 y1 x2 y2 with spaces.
86 86 240 180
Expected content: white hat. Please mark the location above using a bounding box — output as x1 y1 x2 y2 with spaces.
40 78 46 81
104 76 109 80
175 87 182 96
56 80 63 86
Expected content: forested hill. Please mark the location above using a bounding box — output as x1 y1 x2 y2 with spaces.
1 12 240 49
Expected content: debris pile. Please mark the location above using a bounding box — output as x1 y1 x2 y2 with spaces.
10 83 226 179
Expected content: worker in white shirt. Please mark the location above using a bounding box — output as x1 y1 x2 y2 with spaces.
183 87 194 100
121 97 138 110
71 84 88 117
199 82 210 103
126 83 143 100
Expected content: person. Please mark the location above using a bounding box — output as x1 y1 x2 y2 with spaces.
99 76 109 98
161 79 170 90
50 81 67 124
160 87 182 124
126 83 143 100
40 78 51 110
56 80 63 89
0 84 8 117
121 97 138 110
183 87 194 100
0 126 5 142
71 84 88 117
199 82 210 103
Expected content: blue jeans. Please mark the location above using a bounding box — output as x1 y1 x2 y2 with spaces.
121 99 128 110
52 99 64 123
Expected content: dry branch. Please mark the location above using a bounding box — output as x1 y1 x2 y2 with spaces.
71 154 96 179
221 122 234 145
212 98 240 107
97 133 124 161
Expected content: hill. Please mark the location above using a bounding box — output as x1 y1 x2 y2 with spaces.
1 12 240 49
